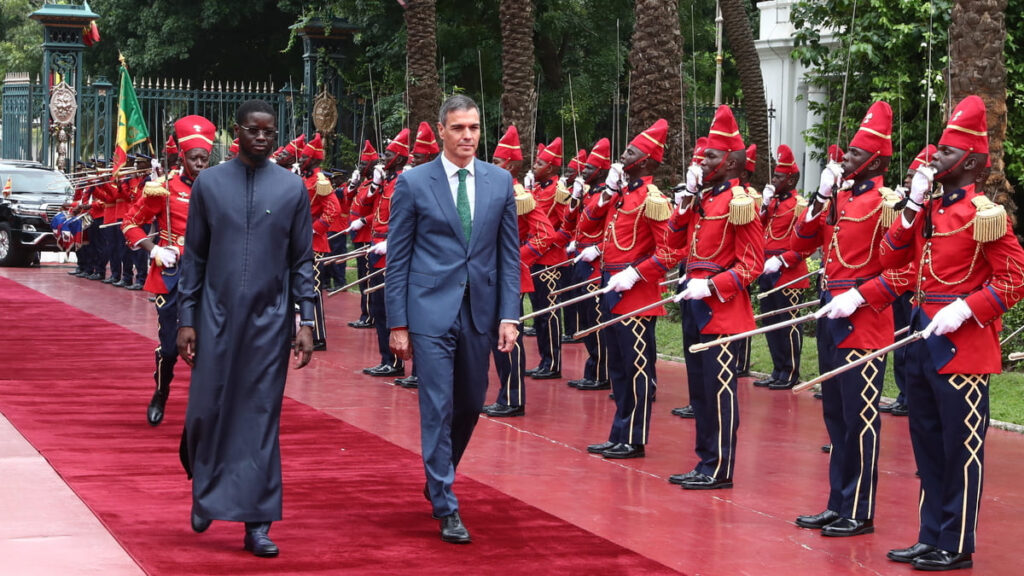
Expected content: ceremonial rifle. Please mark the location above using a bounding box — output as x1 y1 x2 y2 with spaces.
550 276 599 297
530 257 576 278
689 312 819 354
316 245 370 266
572 294 677 340
757 269 821 300
520 285 613 323
327 266 384 298
792 332 924 394
753 299 821 322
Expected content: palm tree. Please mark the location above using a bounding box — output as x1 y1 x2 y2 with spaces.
499 0 536 172
628 0 685 183
948 0 1016 223
404 0 441 134
719 0 769 188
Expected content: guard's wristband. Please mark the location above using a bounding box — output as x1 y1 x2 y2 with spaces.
299 320 315 328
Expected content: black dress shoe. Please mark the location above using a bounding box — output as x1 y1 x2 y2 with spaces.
313 341 327 351
399 376 419 389
587 441 616 454
911 549 972 571
602 443 645 459
112 278 130 288
102 276 119 284
368 364 404 377
73 270 90 277
127 282 144 291
482 403 525 417
561 334 579 343
362 364 385 374
190 504 212 533
523 326 536 337
680 472 732 490
439 511 471 543
769 379 796 390
672 405 695 419
887 542 936 563
567 378 591 388
525 366 542 376
575 379 610 391
879 401 895 413
668 470 700 485
795 509 840 529
531 369 561 380
753 376 776 387
889 402 909 416
147 390 168 426
813 391 823 400
243 522 279 557
87 273 104 280
821 444 832 453
821 517 874 537
348 319 374 328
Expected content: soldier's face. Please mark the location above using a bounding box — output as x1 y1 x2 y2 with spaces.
702 148 724 181
841 146 870 176
930 144 968 182
182 148 210 179
581 163 599 183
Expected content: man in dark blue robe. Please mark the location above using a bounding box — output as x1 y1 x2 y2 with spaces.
177 99 315 557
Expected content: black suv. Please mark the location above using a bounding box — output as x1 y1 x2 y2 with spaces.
0 160 74 266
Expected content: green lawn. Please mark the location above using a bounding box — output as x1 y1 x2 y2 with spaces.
330 260 1024 427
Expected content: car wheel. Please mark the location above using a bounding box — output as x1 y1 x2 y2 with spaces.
0 222 29 267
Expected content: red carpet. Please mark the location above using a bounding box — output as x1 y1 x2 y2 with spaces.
0 276 678 575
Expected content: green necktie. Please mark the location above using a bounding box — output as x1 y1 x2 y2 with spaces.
456 168 472 241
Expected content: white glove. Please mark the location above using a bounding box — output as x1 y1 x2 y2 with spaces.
814 288 865 319
151 158 161 179
349 218 365 232
566 240 577 254
372 164 385 185
558 176 567 188
761 184 776 206
369 240 387 256
575 245 601 263
606 266 640 292
349 169 361 185
674 278 712 301
817 162 844 198
150 245 178 267
572 176 585 199
686 164 703 194
892 185 908 199
605 163 624 192
922 298 973 338
523 170 535 189
908 165 935 210
763 255 784 275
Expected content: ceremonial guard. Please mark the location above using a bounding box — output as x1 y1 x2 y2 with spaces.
559 148 588 339
483 125 556 417
565 138 612 391
753 144 812 390
879 96 1024 571
324 172 352 290
299 133 340 350
82 166 109 280
791 101 907 536
356 128 409 377
668 106 764 488
121 115 215 425
730 144 762 376
346 141 379 329
525 137 569 379
579 119 681 459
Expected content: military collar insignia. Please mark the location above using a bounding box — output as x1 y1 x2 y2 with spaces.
711 181 732 196
180 174 194 187
627 178 646 192
852 179 876 197
774 190 793 202
590 183 607 195
941 187 968 207
542 178 555 188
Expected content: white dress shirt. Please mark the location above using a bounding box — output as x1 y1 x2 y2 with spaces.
440 153 475 219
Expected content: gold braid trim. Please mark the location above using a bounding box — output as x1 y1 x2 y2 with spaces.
316 173 334 196
143 181 169 197
516 190 537 216
972 195 1007 243
746 185 763 210
643 184 671 222
728 186 756 225
555 180 572 204
879 187 902 228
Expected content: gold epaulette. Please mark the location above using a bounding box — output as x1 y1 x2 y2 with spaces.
728 186 756 225
795 193 809 217
643 184 671 222
316 173 334 196
972 195 1007 243
515 189 537 216
879 187 902 228
143 181 169 197
555 180 571 205
746 185 763 210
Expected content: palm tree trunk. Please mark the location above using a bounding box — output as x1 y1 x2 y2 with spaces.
949 0 1016 224
719 0 769 188
500 0 536 173
628 0 685 183
404 0 442 134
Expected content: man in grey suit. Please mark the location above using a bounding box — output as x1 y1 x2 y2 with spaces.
386 95 520 543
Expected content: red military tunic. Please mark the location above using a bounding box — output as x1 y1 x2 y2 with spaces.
354 173 398 268
330 184 351 233
761 190 812 288
879 184 1024 373
121 174 192 294
304 169 342 254
532 178 570 265
666 178 765 334
792 176 907 349
517 184 557 293
349 180 375 244
578 176 682 315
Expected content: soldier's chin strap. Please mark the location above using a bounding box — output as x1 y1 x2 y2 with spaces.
842 150 880 182
621 153 649 174
932 147 972 180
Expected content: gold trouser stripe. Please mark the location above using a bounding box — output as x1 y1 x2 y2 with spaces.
713 343 737 478
783 288 801 381
848 349 881 515
626 316 651 445
950 373 988 553
540 269 561 368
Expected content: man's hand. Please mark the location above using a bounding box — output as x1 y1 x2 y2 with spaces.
674 278 712 302
523 170 535 189
908 165 935 210
151 245 178 267
572 176 585 199
686 164 703 194
814 288 865 319
348 169 361 185
497 321 519 353
923 298 973 338
177 327 197 367
761 184 776 206
389 328 413 360
294 326 313 369
817 162 843 199
605 163 624 193
372 163 385 186
575 245 601 263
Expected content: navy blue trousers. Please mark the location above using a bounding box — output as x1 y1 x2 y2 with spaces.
600 286 656 446
492 299 525 407
527 264 562 372
757 274 803 385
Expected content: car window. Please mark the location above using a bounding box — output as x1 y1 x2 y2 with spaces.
0 170 73 196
